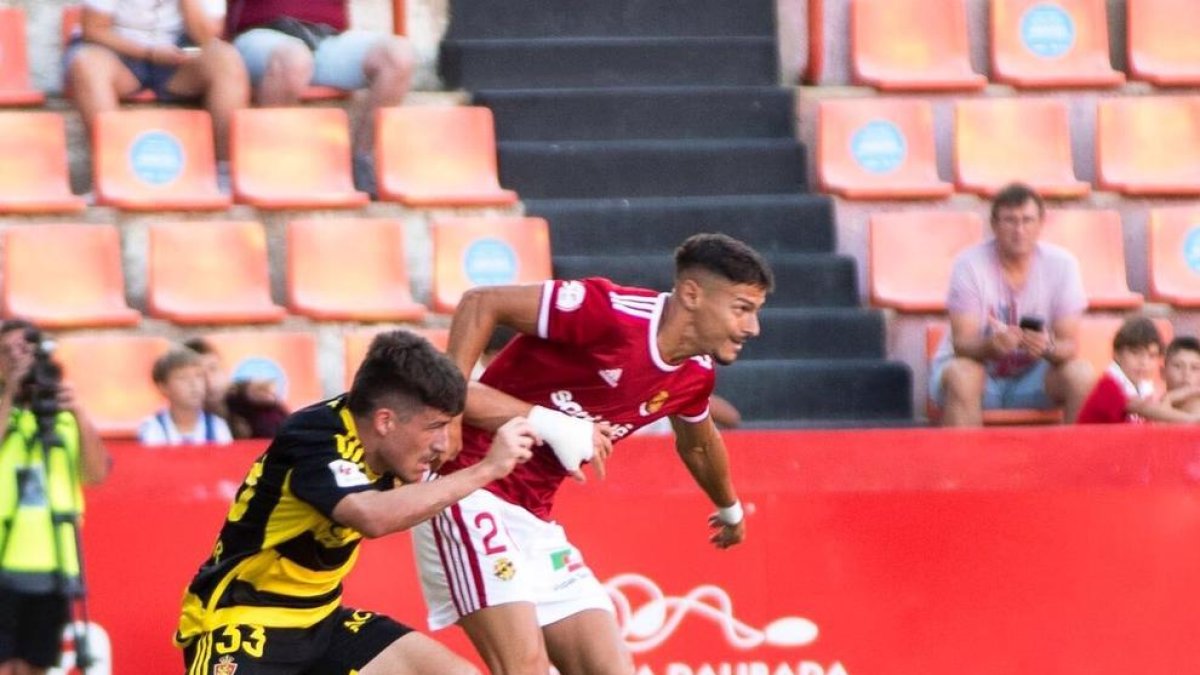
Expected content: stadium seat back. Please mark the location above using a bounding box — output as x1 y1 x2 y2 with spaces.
230 108 367 209
1041 209 1142 309
869 211 984 312
1096 96 1200 195
1127 0 1200 86
817 98 952 199
286 218 426 322
991 0 1123 88
203 332 322 413
430 217 553 314
0 112 85 214
851 0 985 91
94 109 229 210
954 98 1089 198
56 335 172 438
0 7 44 105
1148 206 1200 307
3 224 139 328
343 328 449 389
148 221 285 325
376 106 517 206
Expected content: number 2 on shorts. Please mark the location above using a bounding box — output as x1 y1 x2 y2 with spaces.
474 512 507 555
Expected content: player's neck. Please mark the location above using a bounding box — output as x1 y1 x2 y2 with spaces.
656 294 700 364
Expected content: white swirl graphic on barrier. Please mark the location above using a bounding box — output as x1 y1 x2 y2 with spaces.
604 573 819 653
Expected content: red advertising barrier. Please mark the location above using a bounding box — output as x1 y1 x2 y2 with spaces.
69 426 1200 674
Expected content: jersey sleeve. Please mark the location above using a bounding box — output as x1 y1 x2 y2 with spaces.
1076 375 1128 424
675 362 717 423
287 439 379 519
537 277 619 347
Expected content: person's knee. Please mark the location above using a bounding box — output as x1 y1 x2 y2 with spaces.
1058 358 1096 393
941 359 985 400
67 49 111 91
263 43 312 94
200 40 247 79
367 37 414 82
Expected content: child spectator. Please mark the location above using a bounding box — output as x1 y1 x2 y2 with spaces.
1076 317 1197 424
182 337 230 419
138 347 233 445
1162 336 1200 414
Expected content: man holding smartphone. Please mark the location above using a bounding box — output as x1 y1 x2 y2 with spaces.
930 183 1095 426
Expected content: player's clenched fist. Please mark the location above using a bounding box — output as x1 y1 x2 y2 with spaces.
481 417 538 479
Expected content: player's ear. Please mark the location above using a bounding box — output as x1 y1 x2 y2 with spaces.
676 275 703 310
372 407 395 437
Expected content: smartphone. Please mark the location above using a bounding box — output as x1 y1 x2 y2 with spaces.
1018 315 1045 332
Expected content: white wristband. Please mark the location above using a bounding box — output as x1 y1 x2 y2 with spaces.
527 405 594 472
717 500 744 526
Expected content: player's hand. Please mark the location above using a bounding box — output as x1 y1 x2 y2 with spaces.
708 512 746 549
481 417 537 480
431 415 464 472
1019 328 1051 359
575 423 614 482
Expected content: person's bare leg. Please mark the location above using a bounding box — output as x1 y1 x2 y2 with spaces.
358 632 479 675
1045 358 1095 423
543 609 634 675
939 358 986 427
165 40 249 160
257 41 312 106
355 36 414 151
458 603 551 675
67 45 141 138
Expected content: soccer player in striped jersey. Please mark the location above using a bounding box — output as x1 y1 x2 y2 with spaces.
412 233 773 674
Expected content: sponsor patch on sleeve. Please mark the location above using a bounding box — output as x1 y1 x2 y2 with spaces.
328 459 370 488
556 281 586 312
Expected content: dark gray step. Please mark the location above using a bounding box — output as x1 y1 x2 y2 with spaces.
440 37 779 90
444 0 776 40
499 138 807 199
474 86 795 141
741 309 886 360
530 194 835 255
551 253 859 307
714 359 914 425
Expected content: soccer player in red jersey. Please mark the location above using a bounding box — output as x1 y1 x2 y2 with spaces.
412 233 773 674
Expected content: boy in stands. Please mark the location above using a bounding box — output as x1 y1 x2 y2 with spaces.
1162 336 1200 414
1077 317 1199 424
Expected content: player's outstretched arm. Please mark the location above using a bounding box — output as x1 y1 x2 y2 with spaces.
332 418 537 538
670 415 745 549
448 285 542 379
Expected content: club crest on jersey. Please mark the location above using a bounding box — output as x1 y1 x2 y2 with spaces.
638 390 670 416
598 368 623 387
493 557 516 581
214 655 238 675
556 281 586 312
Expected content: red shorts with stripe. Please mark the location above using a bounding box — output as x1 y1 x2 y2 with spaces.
412 487 613 629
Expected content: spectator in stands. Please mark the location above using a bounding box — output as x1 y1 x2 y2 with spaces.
1076 317 1197 424
1163 336 1200 414
182 337 229 420
65 0 249 167
139 347 233 445
223 0 415 191
930 182 1094 426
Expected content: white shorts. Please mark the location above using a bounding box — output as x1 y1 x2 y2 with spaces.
412 488 613 630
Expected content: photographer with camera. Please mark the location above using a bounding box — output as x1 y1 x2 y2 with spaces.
0 320 108 675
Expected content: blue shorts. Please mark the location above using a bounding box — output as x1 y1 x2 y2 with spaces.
64 38 189 100
233 28 393 90
929 357 1054 410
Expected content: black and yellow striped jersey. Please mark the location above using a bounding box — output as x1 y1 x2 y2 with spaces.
176 396 391 645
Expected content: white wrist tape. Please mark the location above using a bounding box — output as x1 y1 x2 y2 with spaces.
527 406 594 472
717 500 744 526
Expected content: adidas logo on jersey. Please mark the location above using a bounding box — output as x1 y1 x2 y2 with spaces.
598 368 623 387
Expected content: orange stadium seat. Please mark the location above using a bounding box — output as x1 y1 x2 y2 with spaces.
869 210 984 312
0 7 45 106
230 107 368 209
1148 206 1200 308
851 0 986 91
376 106 517 207
147 220 286 325
1041 209 1142 309
955 98 1089 198
1127 0 1200 86
93 109 230 211
990 0 1124 88
55 335 172 438
0 112 86 214
286 218 426 322
925 323 1064 425
817 98 952 200
203 331 322 413
2 224 139 328
1096 96 1200 196
430 217 553 314
343 328 449 389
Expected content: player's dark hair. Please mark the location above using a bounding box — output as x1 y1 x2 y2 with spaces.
1113 316 1163 353
674 233 774 291
1166 335 1200 361
183 337 216 356
152 347 203 384
347 330 465 418
990 182 1045 223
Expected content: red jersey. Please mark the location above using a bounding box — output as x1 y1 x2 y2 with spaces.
1077 363 1150 424
439 278 715 519
226 0 349 36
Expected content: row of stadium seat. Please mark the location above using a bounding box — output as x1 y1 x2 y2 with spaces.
0 106 513 212
849 0 1198 90
868 208 1200 312
54 327 444 438
2 217 550 328
820 95 1200 199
